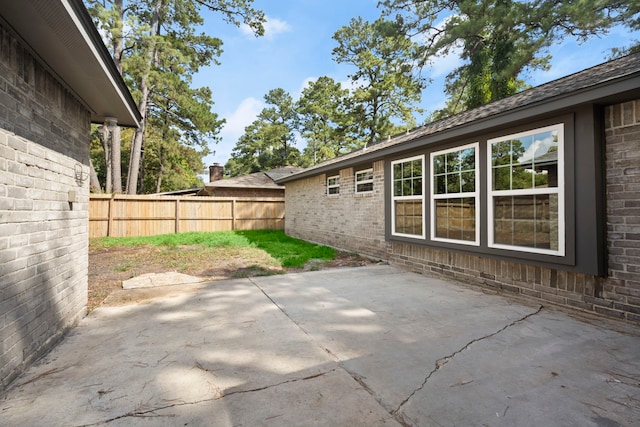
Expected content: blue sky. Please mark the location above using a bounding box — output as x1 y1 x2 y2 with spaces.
193 0 638 170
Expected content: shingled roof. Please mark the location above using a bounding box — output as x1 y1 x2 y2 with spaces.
205 166 303 189
278 51 640 183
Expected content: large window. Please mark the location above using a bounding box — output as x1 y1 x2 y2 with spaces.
327 175 340 195
355 168 374 194
430 143 479 245
391 156 425 238
488 124 564 255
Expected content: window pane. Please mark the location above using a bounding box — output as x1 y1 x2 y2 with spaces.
403 162 413 178
493 166 510 191
413 178 422 196
492 140 512 166
446 174 460 193
461 171 475 193
394 180 402 197
433 154 445 174
395 200 423 236
357 182 373 193
357 170 373 181
493 195 558 250
445 152 459 173
394 159 423 197
460 148 475 171
434 198 476 242
412 159 422 177
511 165 533 190
394 163 402 180
435 175 446 194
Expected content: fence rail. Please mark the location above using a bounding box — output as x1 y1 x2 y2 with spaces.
89 194 285 238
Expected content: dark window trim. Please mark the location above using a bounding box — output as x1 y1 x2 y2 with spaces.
384 112 608 276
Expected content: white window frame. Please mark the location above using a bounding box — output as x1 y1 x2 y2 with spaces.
487 123 565 256
391 155 425 239
430 142 480 246
355 168 374 194
327 175 340 196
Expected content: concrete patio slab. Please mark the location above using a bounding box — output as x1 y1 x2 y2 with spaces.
1 265 639 426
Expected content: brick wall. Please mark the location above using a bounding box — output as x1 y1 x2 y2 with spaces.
0 26 90 389
285 100 640 324
603 100 640 321
285 160 388 260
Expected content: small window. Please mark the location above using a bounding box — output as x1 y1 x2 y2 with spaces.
488 124 564 256
430 143 479 245
355 168 374 194
391 156 425 238
327 175 340 196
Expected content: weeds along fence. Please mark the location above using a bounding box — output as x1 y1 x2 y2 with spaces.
89 194 285 238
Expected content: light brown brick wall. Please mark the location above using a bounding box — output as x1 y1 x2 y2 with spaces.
0 25 90 389
284 100 640 324
285 160 388 259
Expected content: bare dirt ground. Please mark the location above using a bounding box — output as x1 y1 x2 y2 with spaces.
88 245 378 311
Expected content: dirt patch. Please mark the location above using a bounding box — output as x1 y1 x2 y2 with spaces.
89 245 379 311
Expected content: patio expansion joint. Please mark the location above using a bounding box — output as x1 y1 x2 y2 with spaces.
392 305 544 419
73 369 337 426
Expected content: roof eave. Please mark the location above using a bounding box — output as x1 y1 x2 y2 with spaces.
0 0 141 128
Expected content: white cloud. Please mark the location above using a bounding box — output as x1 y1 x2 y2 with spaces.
428 45 464 78
297 76 317 96
221 97 265 142
519 132 556 163
240 16 292 40
419 14 464 78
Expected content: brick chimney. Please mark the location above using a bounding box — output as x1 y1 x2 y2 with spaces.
209 163 224 182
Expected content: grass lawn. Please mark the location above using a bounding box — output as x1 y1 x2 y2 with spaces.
90 230 336 268
88 230 377 311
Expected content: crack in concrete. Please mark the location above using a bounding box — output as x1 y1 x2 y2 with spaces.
248 277 342 362
393 305 544 417
75 370 335 426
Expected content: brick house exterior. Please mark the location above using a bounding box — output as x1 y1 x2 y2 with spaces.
280 53 640 324
0 0 139 389
199 166 302 198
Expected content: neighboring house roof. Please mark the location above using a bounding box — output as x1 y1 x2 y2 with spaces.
150 188 202 196
0 0 141 127
206 166 303 190
277 52 640 184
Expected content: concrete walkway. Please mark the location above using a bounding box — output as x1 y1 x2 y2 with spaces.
1 265 639 426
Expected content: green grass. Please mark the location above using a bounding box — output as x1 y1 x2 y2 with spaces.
90 230 335 268
237 230 335 267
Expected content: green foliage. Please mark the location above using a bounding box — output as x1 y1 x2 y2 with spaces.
90 230 335 268
226 88 302 177
297 77 358 165
381 0 637 117
332 17 425 145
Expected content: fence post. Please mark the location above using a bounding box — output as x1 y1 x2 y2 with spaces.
107 194 115 237
175 198 181 234
232 199 236 231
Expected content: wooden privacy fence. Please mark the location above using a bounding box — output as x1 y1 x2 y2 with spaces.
89 194 285 238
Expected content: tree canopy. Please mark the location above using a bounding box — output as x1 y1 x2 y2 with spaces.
86 0 265 193
333 17 425 144
380 0 638 116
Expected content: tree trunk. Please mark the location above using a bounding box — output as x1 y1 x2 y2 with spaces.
110 0 125 193
126 0 162 194
100 126 112 193
89 159 102 193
